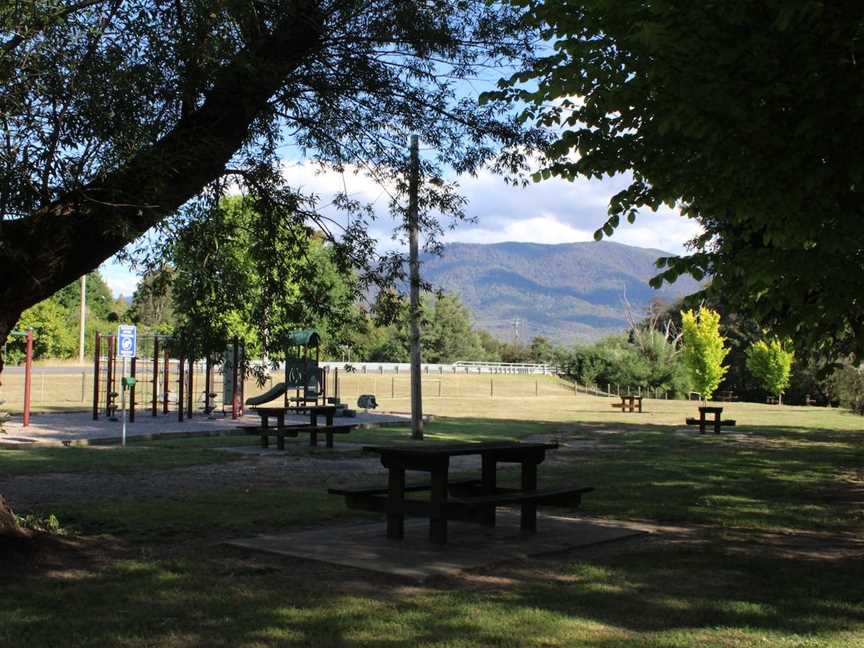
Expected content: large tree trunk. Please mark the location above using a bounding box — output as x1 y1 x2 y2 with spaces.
0 496 21 537
0 1 323 541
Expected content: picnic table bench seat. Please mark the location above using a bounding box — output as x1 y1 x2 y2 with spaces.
250 423 357 449
685 417 736 427
450 486 594 508
329 482 593 531
329 478 484 498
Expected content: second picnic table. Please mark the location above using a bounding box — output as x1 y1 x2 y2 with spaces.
685 406 736 435
251 405 351 448
330 441 593 544
612 394 643 413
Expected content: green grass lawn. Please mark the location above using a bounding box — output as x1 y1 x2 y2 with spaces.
0 439 244 475
1 407 863 647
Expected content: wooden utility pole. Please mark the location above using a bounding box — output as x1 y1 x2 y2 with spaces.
408 134 423 440
78 275 86 364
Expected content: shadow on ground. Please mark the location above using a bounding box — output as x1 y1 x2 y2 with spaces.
1 537 862 647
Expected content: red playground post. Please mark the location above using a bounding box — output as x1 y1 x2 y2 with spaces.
22 330 33 427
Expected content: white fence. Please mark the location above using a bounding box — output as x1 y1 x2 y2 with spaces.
318 361 556 375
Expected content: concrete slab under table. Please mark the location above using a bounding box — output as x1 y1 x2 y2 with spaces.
225 511 648 579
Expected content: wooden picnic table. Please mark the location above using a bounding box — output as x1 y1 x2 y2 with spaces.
253 404 336 427
251 405 341 447
330 442 593 545
685 406 736 435
612 394 643 413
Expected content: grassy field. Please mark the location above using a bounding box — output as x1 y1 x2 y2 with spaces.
1 391 863 647
0 368 580 413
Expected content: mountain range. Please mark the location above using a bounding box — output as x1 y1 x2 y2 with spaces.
421 240 701 344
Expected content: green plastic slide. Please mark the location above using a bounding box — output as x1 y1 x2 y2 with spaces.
244 382 288 406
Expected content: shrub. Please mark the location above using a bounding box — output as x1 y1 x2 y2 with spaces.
681 308 729 401
829 365 864 415
746 338 794 403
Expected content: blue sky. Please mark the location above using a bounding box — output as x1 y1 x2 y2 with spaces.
100 162 701 297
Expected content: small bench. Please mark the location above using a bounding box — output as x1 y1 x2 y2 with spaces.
686 417 737 427
251 423 357 449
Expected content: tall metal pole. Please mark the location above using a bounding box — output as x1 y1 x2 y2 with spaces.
121 356 127 446
78 275 87 364
407 134 423 440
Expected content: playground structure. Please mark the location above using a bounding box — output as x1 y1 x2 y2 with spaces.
243 330 336 410
92 333 247 423
282 329 327 407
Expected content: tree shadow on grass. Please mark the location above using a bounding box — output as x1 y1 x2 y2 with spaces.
1 539 863 647
524 420 863 535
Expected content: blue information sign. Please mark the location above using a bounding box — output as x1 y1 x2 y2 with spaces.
117 324 137 359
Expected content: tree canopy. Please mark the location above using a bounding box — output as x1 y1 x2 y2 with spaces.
0 0 542 359
168 196 357 359
489 1 864 358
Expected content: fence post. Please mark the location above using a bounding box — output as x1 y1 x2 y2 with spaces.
535 380 539 397
490 378 494 399
391 376 395 398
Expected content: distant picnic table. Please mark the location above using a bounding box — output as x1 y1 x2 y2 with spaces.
716 390 739 402
250 405 351 448
329 441 593 545
686 406 737 435
611 394 643 413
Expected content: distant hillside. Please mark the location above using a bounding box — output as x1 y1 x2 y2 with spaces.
421 241 701 344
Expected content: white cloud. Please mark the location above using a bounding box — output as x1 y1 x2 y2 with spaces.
277 160 702 255
445 214 592 245
609 212 702 253
99 262 140 298
101 159 704 298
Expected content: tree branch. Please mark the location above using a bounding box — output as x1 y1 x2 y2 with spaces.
0 0 323 318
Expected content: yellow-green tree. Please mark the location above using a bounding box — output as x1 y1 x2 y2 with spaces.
746 339 794 405
681 308 729 402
